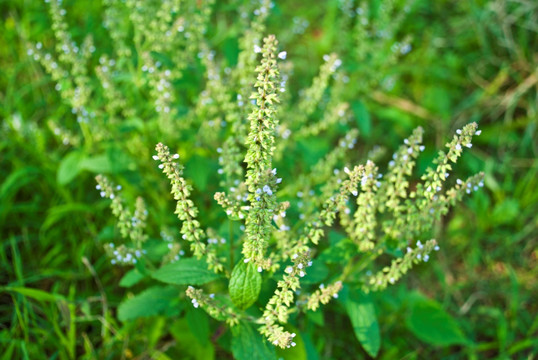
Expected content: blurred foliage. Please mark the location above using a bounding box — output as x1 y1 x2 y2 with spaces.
0 0 536 359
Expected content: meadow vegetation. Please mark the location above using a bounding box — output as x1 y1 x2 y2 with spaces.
0 0 536 359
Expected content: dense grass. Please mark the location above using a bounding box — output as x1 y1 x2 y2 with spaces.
1 0 537 359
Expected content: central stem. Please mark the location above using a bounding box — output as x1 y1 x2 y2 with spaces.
229 219 234 270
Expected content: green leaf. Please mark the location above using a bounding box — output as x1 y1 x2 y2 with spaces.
406 295 469 346
186 307 210 345
231 322 276 360
151 258 221 285
185 154 215 191
4 287 67 303
301 261 328 285
57 151 84 185
351 100 371 137
275 327 307 360
117 286 178 322
345 290 380 357
79 154 112 173
119 269 146 288
229 260 262 310
318 238 354 265
171 319 215 359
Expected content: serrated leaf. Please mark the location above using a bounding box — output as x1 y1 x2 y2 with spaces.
231 322 276 360
118 286 178 322
151 258 221 285
229 261 261 310
345 291 380 357
119 269 145 288
406 295 468 346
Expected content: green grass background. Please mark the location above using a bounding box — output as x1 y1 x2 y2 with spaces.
1 0 537 358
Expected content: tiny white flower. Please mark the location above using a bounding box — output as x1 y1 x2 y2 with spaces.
263 185 272 195
475 130 481 135
285 266 293 274
456 129 462 134
244 258 250 263
278 51 287 59
254 44 262 53
455 144 462 151
419 145 425 152
344 166 351 174
257 266 263 272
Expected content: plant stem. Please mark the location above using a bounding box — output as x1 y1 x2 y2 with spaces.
229 219 234 270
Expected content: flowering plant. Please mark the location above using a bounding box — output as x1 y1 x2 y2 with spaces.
29 0 484 357
96 34 482 356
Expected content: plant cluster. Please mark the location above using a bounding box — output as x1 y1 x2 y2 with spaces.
5 0 536 358
92 31 483 354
